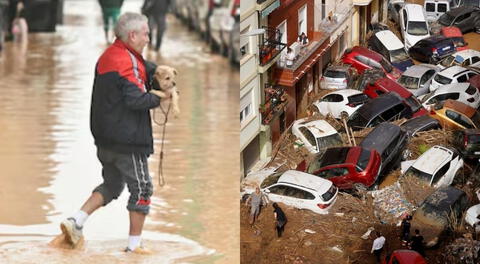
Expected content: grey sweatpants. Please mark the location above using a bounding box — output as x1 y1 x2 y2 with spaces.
93 147 153 214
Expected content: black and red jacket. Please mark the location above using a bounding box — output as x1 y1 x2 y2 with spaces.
90 39 160 154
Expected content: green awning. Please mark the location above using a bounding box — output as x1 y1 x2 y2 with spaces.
261 0 280 18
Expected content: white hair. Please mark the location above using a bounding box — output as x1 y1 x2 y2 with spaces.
114 12 148 42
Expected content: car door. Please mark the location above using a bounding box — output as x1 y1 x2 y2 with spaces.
265 184 309 209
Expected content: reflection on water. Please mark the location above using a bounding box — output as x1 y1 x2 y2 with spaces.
0 0 239 263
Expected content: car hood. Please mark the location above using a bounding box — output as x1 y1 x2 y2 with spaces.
406 34 429 49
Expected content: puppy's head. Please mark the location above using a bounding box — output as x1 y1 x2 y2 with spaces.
154 65 178 91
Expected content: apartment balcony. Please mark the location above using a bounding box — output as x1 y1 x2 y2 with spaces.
257 27 287 74
274 32 330 87
260 85 288 125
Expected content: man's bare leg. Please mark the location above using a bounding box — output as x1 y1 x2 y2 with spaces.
127 211 151 253
80 191 104 214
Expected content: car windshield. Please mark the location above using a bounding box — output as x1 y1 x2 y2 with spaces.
405 95 422 113
356 148 371 172
321 185 337 201
380 58 394 73
439 13 455 26
260 172 283 189
348 93 369 105
440 56 456 67
405 166 432 182
324 70 347 78
390 48 410 62
434 74 452 85
348 110 370 129
317 134 343 150
407 21 429 36
398 75 420 89
307 148 349 174
451 37 467 48
421 92 436 103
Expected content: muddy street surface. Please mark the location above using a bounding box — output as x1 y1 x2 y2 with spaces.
0 0 239 263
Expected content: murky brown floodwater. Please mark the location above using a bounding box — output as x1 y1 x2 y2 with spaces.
0 0 239 263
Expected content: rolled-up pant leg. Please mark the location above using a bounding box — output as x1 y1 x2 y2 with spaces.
93 147 153 215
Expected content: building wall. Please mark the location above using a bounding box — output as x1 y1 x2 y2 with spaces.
269 0 315 46
240 8 261 153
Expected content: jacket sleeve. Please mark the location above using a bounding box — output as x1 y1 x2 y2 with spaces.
119 66 160 110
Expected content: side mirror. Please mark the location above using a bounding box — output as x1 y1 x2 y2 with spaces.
264 188 270 193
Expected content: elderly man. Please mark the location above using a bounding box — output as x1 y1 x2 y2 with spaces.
246 186 268 225
60 12 166 253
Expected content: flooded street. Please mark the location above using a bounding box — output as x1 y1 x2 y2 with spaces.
0 0 239 263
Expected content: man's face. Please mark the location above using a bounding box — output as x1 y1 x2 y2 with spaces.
128 23 150 54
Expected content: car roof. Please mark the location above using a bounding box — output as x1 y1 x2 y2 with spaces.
441 26 462 37
392 250 426 264
402 64 438 78
355 93 404 118
446 5 479 17
423 186 466 210
293 118 338 138
434 82 470 94
438 65 470 78
451 49 480 59
278 170 333 194
412 145 452 175
404 4 426 21
360 122 403 154
348 46 383 61
442 99 477 117
323 89 363 97
374 30 404 50
401 115 439 133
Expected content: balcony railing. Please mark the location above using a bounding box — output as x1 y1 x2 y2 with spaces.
276 32 329 71
260 85 287 125
258 27 287 67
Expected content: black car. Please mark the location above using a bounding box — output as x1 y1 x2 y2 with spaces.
400 115 441 138
347 93 414 130
360 122 408 176
452 129 480 159
408 36 456 63
437 6 480 33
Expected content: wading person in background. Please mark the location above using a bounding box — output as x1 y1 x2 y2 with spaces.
273 203 287 238
59 12 166 253
141 0 171 52
98 0 124 43
246 186 267 225
371 231 386 263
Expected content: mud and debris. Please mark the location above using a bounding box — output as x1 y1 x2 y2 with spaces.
443 235 480 264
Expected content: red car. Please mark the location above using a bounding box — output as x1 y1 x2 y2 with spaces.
383 250 426 264
296 146 381 190
441 26 468 51
341 46 402 80
362 75 428 118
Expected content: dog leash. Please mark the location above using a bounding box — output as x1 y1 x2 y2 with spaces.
153 97 172 187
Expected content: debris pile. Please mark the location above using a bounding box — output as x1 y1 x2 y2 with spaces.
399 174 436 207
443 236 480 264
371 182 415 224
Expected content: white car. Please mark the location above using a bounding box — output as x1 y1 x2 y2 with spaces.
438 49 480 69
292 118 343 154
320 65 355 90
397 64 440 96
420 83 480 109
402 145 463 188
244 170 339 215
465 204 480 231
312 89 369 119
400 4 430 49
429 65 478 92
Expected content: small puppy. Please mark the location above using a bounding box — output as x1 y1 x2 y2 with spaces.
150 65 180 117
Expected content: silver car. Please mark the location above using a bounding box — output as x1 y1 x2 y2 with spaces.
320 65 355 90
397 64 440 96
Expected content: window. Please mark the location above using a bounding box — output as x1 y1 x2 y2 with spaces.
298 5 307 37
472 57 480 64
468 72 478 79
299 127 316 147
322 94 343 102
438 3 447 12
322 0 326 20
381 104 406 121
240 27 250 59
426 3 435 12
355 55 370 66
422 70 436 85
432 162 451 184
402 10 408 28
466 85 477 95
277 20 287 52
269 185 288 195
318 167 349 179
284 186 315 200
446 110 475 128
457 74 468 82
240 91 254 125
